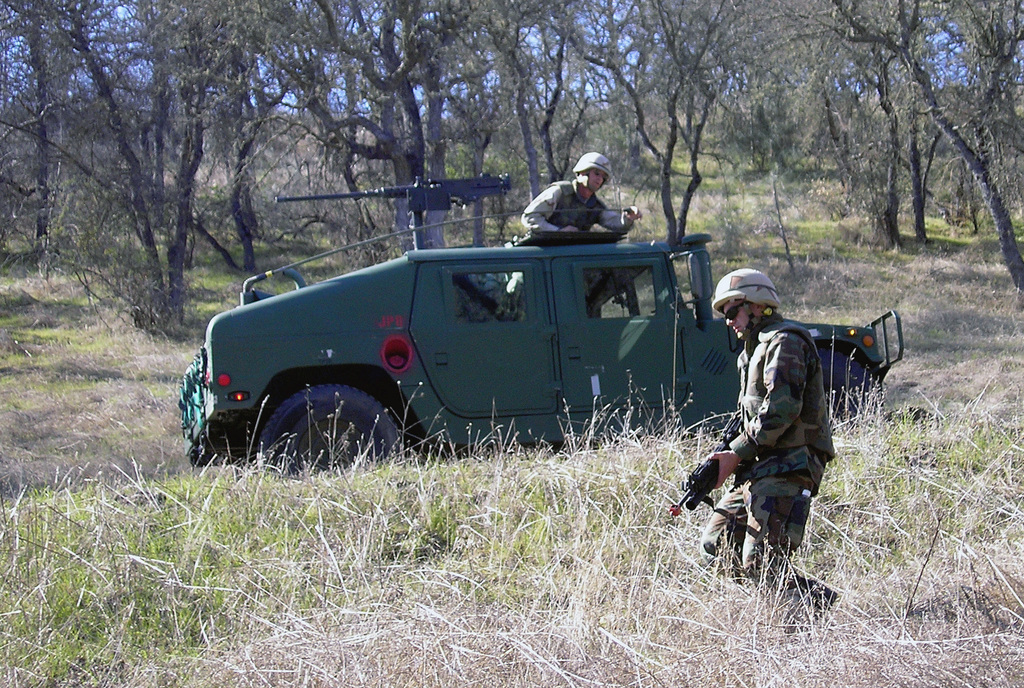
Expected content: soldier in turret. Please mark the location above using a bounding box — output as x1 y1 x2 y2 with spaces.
522 152 641 234
700 268 838 613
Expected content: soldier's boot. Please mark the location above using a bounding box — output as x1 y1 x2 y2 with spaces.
791 573 839 613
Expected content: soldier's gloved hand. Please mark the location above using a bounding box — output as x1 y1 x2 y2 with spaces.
622 206 642 223
708 450 741 488
561 225 580 232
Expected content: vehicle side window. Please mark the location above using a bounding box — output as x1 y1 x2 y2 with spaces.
672 257 694 311
452 271 527 323
583 266 656 319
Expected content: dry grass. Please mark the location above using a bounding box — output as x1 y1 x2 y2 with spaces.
2 413 1022 687
2 221 1024 686
0 277 190 496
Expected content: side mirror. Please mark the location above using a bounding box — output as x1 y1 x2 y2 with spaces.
688 250 714 325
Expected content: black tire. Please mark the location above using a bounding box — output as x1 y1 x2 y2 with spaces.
188 440 214 468
258 385 399 473
817 347 874 420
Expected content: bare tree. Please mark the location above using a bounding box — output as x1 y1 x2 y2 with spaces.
871 51 903 249
0 0 64 257
4 0 1023 316
907 108 942 243
778 6 910 245
445 31 504 245
484 1 588 196
59 2 174 323
270 0 471 248
27 0 250 325
825 0 1024 293
219 35 288 273
582 0 752 245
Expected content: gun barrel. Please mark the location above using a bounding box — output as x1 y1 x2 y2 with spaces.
276 186 410 203
276 191 363 203
276 175 510 205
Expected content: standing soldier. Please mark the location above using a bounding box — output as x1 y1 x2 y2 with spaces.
700 268 838 611
522 152 641 234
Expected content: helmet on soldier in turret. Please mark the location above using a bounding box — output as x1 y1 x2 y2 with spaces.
712 268 781 313
572 152 612 179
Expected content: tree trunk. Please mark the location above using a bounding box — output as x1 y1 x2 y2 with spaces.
472 134 491 247
660 154 677 245
881 124 901 249
675 97 712 243
908 117 928 243
627 80 675 245
906 56 1024 292
230 171 258 272
822 90 854 216
231 120 259 272
538 37 566 185
69 15 167 316
195 216 240 271
676 161 701 243
423 68 447 249
516 77 541 198
874 60 901 249
27 25 51 253
167 112 204 322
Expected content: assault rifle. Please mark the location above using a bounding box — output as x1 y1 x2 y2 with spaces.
669 413 743 516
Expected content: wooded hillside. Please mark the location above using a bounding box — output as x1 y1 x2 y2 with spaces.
2 0 1024 328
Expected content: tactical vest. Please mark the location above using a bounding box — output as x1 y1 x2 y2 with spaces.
545 180 607 231
735 319 836 488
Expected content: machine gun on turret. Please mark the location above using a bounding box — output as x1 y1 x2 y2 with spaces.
276 174 511 250
240 175 512 304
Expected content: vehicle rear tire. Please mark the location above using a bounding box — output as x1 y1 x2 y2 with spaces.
258 385 399 473
817 347 874 420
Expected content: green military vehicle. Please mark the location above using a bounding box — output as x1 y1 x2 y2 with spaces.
179 179 903 471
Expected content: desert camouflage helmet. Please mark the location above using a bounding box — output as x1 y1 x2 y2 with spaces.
572 152 612 179
712 268 781 313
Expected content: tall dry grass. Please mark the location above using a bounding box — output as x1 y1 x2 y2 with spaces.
3 211 1024 686
2 399 1022 686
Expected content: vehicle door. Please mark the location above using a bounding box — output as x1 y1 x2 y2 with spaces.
411 260 559 418
551 255 690 420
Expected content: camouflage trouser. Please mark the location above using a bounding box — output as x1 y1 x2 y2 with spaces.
699 473 813 587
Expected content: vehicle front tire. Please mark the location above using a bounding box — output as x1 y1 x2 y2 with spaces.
258 384 399 473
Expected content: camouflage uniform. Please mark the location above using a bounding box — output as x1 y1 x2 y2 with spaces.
700 311 835 600
521 180 634 233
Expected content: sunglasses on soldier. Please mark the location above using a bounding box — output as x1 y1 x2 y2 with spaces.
723 302 745 321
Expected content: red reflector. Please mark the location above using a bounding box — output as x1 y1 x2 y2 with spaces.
381 334 414 374
217 373 231 387
863 334 875 348
229 391 249 402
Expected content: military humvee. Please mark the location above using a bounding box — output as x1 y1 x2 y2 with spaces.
179 218 903 471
